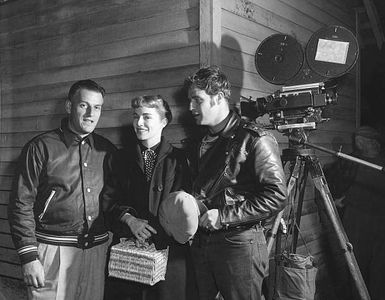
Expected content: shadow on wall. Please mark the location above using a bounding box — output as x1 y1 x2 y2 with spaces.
175 35 247 122
221 34 245 114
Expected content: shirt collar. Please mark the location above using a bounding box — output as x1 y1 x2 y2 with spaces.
139 140 161 154
60 118 94 148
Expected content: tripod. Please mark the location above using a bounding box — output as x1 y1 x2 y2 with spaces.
267 128 372 300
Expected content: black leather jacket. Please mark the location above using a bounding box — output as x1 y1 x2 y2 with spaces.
188 111 287 228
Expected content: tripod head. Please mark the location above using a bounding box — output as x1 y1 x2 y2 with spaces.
280 126 317 161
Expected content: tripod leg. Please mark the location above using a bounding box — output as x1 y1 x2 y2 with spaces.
267 210 283 255
267 157 302 300
269 226 283 300
308 156 370 300
291 163 308 253
267 157 302 255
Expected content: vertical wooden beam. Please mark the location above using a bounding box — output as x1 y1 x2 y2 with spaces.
0 79 2 135
362 0 384 50
355 8 362 128
199 0 221 67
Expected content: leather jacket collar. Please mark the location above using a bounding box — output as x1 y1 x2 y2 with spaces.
216 110 241 139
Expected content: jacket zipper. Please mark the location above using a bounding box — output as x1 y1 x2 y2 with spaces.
208 166 227 196
206 141 233 196
38 190 56 221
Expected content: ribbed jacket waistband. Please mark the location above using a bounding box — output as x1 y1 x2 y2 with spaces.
36 231 109 249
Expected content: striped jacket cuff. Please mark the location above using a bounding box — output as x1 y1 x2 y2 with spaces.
17 245 38 265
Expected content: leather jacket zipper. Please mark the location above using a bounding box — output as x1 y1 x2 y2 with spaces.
207 165 227 196
208 149 232 195
38 190 56 221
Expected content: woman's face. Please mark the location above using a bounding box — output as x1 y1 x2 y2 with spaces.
133 106 167 148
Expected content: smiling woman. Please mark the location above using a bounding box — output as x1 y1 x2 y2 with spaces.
103 94 196 300
132 95 171 149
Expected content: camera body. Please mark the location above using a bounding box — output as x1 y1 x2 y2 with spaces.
241 82 337 128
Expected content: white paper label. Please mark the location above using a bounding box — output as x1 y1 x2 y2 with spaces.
315 39 349 64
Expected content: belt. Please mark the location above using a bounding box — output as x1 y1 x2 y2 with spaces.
36 231 109 249
199 221 264 235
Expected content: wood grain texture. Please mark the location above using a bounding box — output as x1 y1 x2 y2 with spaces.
0 261 22 280
0 191 10 205
0 0 359 292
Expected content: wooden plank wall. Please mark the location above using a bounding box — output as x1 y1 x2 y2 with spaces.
0 0 200 284
0 0 361 298
219 1 358 299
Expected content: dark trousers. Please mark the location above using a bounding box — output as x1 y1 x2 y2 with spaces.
191 226 268 300
343 206 385 300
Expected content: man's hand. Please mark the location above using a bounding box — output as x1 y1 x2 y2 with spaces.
22 259 45 288
122 214 157 242
199 209 223 231
334 195 346 208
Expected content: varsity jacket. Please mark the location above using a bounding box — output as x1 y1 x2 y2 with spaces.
8 119 116 264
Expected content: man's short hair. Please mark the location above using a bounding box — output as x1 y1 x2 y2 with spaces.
131 95 172 124
68 79 106 102
185 65 231 99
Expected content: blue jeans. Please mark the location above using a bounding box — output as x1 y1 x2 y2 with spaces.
191 225 268 300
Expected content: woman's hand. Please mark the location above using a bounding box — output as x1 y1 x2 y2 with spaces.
122 214 157 242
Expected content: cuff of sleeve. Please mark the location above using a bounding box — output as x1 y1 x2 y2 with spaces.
118 207 137 221
120 213 134 225
219 209 229 229
18 245 39 265
195 200 208 216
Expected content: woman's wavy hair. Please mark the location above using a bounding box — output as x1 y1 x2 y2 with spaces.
131 95 172 125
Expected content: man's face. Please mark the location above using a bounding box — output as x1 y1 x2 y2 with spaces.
188 87 219 126
133 106 167 148
355 135 381 158
65 89 104 136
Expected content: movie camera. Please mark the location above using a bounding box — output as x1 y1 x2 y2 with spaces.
241 25 359 131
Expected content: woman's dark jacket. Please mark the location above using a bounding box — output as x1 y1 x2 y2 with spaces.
102 137 191 246
186 111 288 228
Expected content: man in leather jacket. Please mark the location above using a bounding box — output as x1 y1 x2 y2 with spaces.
8 80 116 300
185 66 288 300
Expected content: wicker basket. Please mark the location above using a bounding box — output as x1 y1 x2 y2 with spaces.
108 239 169 286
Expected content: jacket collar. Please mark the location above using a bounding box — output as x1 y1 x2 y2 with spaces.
156 137 173 161
134 136 172 169
59 118 94 148
215 110 241 139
